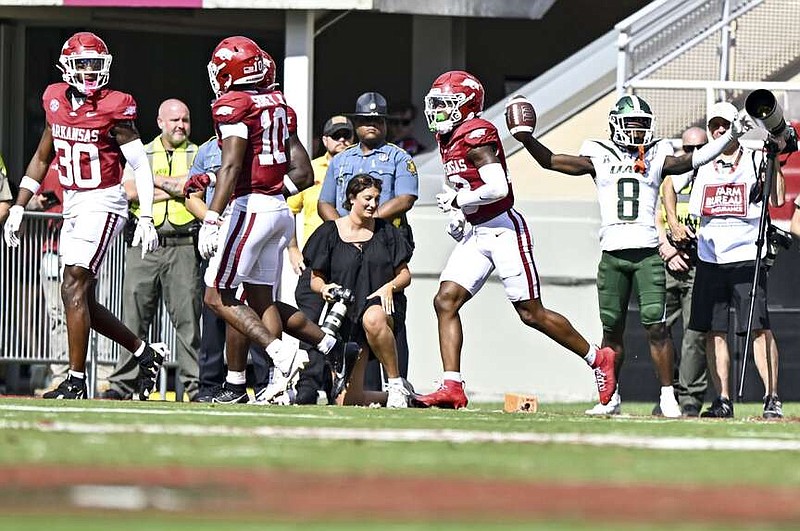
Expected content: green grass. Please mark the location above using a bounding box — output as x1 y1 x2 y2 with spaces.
1 398 799 486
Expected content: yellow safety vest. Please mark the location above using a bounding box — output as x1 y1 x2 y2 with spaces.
132 136 198 228
660 172 699 233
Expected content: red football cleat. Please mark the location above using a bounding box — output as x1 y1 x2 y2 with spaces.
592 347 618 405
414 379 468 409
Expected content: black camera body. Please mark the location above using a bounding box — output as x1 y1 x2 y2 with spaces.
765 224 793 267
321 286 355 337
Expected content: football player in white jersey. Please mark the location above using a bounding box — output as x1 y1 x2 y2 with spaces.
509 94 749 417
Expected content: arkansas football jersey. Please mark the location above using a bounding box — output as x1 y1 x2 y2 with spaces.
437 118 513 224
43 82 135 218
212 89 290 199
579 138 672 251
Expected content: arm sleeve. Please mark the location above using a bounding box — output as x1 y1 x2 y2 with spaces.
455 163 508 207
319 159 338 204
393 151 419 197
119 138 154 218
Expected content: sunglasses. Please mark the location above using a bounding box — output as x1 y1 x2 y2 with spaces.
682 143 707 153
328 130 352 141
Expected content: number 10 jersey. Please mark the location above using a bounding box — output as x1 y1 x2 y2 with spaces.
579 138 672 251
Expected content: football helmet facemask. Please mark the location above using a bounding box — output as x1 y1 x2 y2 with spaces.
609 95 655 147
424 70 485 135
58 32 112 96
207 36 273 97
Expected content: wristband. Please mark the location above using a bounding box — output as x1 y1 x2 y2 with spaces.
283 175 299 196
20 176 41 195
204 210 220 224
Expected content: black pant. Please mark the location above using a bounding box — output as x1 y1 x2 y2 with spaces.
293 268 330 404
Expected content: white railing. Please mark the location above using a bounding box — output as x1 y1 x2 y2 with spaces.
0 212 179 397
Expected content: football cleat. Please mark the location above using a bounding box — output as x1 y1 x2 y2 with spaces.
328 340 360 401
591 347 618 405
132 342 168 401
413 379 468 409
42 376 87 400
212 383 250 404
585 388 621 415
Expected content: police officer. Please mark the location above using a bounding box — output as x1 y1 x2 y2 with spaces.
318 92 419 390
104 99 201 401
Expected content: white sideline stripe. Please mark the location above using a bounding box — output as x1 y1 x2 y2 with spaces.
1 419 799 451
0 404 347 420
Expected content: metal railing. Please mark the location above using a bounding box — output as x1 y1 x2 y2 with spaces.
0 212 179 397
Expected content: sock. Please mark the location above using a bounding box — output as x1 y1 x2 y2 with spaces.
387 377 403 388
584 345 598 366
266 339 285 362
132 342 146 357
316 334 336 355
226 371 246 386
660 385 674 397
68 370 85 380
443 371 461 383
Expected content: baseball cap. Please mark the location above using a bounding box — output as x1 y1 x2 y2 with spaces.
322 115 353 137
707 101 738 124
351 91 389 117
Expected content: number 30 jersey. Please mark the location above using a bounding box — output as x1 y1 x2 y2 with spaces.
212 88 291 201
43 82 136 218
579 138 672 251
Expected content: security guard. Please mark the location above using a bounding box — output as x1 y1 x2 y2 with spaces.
104 99 202 401
658 126 709 417
318 91 419 390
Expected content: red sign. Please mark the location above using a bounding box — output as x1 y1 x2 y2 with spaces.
701 182 747 217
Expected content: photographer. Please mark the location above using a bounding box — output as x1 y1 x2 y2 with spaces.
304 174 414 407
684 101 785 419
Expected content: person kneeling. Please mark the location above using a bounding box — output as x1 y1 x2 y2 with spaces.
305 174 414 407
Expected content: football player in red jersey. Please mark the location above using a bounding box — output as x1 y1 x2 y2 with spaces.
2 32 165 399
414 70 618 409
198 36 354 404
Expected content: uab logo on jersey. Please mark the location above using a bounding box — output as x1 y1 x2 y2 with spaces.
609 163 634 174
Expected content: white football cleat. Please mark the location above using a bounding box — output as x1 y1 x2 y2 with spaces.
585 388 621 416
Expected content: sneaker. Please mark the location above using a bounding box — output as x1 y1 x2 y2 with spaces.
42 376 87 399
763 395 783 419
251 385 296 405
591 347 618 405
101 388 126 400
211 383 249 404
260 348 309 403
328 340 360 400
658 390 682 418
386 378 415 409
132 342 168 401
700 396 734 418
681 404 701 417
585 389 620 415
413 379 468 409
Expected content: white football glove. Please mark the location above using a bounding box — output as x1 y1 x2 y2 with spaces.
198 211 221 260
3 205 24 248
446 210 469 242
731 111 753 138
132 216 159 258
436 186 458 213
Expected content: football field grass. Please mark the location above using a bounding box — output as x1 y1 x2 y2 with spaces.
1 398 799 529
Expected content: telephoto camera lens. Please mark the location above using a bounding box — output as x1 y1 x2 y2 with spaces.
321 300 348 337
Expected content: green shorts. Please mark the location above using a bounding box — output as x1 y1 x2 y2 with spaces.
597 247 666 332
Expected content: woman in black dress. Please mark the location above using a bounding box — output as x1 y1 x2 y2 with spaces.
304 174 413 407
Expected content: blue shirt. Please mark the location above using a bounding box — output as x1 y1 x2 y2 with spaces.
191 137 222 205
319 141 419 218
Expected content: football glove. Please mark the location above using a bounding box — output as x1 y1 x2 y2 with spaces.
198 211 221 260
2 205 24 248
132 216 159 258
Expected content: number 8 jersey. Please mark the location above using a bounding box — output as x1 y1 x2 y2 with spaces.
579 138 673 251
43 82 135 219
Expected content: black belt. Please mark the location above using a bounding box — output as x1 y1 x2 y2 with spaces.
158 234 194 247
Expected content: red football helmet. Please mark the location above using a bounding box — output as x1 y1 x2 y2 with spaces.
58 32 112 96
424 70 485 134
207 36 274 97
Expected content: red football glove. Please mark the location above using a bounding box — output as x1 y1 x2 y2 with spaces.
183 172 216 197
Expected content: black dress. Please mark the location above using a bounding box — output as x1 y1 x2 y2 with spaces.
303 218 412 345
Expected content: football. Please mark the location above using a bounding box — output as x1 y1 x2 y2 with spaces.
505 95 537 136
